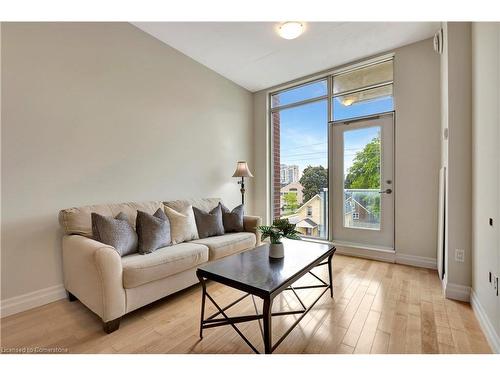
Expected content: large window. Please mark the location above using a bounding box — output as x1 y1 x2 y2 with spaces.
270 57 394 240
271 80 329 239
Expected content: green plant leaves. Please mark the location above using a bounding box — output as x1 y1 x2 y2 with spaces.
257 218 302 244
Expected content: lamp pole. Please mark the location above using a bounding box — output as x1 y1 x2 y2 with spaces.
239 177 245 205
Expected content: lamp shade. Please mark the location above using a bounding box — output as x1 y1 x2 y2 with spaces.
232 161 254 178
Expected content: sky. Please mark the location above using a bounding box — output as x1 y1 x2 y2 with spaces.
277 81 392 176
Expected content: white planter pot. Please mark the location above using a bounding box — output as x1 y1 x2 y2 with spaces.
269 243 284 259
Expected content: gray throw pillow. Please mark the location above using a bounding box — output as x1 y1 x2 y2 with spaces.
221 203 244 232
136 208 171 254
193 203 225 239
91 212 138 257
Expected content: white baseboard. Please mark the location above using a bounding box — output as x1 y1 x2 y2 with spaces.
445 282 471 302
395 253 437 270
335 244 438 271
335 245 396 263
471 290 500 353
0 284 67 318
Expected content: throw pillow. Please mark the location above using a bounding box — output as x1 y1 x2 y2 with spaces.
221 203 244 232
193 203 225 239
91 212 138 256
164 204 199 244
136 208 171 254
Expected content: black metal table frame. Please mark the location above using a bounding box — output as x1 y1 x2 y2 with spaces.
196 249 335 354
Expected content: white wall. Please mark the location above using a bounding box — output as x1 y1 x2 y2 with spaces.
253 38 441 265
1 23 254 302
393 38 441 262
471 22 500 352
440 23 473 290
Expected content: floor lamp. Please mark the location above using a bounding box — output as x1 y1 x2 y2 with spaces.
232 161 254 205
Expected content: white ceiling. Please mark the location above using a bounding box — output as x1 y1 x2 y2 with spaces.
132 22 440 92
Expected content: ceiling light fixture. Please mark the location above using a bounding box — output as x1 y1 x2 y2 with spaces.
278 22 304 40
342 98 355 106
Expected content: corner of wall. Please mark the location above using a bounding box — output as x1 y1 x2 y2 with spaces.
441 21 473 289
444 282 471 302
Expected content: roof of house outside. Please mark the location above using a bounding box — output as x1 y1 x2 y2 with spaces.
344 196 373 215
296 194 321 210
280 181 304 192
295 218 318 229
286 215 318 229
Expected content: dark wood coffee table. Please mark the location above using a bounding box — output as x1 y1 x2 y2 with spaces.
196 239 336 354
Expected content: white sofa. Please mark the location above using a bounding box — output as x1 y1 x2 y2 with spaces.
58 198 261 333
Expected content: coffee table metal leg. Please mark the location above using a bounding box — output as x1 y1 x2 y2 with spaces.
328 253 334 298
262 297 273 354
251 295 264 340
198 275 207 339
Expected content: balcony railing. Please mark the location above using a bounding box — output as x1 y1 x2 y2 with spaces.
344 188 380 229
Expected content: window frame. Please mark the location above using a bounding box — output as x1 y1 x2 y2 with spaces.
270 77 329 111
332 57 394 122
269 81 330 240
267 53 395 241
332 57 394 96
269 76 331 111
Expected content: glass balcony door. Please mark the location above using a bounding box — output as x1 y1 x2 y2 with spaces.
330 112 394 249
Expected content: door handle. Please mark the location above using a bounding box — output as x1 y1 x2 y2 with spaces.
379 189 392 194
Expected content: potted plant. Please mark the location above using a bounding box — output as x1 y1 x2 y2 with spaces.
258 218 301 258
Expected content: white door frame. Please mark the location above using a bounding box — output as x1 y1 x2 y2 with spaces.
328 112 395 250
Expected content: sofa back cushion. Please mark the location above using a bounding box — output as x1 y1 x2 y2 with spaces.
59 198 221 238
59 200 163 237
164 198 221 213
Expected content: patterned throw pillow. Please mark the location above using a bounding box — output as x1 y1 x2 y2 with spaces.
193 203 225 239
164 204 199 244
91 212 138 256
136 208 171 254
220 203 244 232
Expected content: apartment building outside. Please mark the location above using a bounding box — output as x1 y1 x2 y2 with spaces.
280 164 300 185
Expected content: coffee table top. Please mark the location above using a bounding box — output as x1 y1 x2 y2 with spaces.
196 239 335 298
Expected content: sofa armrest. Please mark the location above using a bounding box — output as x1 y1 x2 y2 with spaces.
243 215 262 246
62 235 125 322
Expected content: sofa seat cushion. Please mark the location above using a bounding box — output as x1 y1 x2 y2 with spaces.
121 242 209 288
191 232 256 261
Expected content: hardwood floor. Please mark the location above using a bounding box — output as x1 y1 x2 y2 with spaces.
0 255 491 354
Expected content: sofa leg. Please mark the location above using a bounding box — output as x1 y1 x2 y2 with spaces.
103 318 121 334
67 291 78 302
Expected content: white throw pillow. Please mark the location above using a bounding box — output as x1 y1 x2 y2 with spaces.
164 204 199 244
